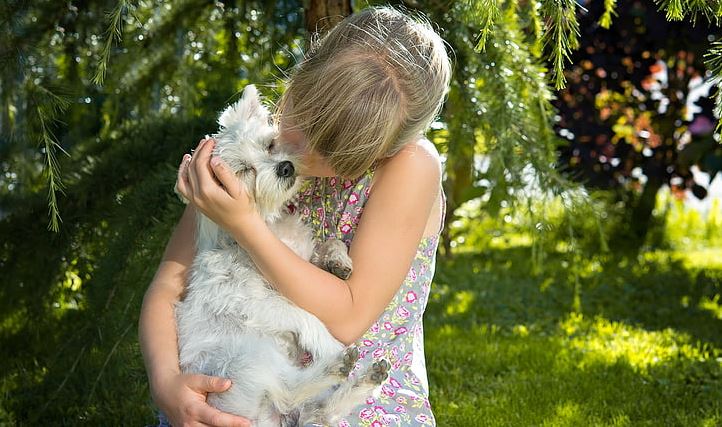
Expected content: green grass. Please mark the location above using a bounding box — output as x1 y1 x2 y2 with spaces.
0 147 720 426
427 246 722 426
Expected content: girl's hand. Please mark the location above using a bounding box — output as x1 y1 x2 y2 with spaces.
153 372 250 427
176 137 258 233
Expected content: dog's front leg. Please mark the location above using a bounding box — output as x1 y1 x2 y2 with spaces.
311 239 353 280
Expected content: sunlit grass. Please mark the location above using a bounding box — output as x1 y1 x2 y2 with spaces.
559 312 720 372
427 205 722 426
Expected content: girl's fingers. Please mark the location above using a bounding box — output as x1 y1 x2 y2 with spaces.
176 154 191 198
188 138 211 197
197 405 250 427
192 138 217 197
210 157 240 199
187 374 231 393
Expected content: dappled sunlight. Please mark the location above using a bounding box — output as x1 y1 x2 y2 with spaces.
488 233 533 249
558 312 721 372
444 290 475 316
677 248 722 270
0 307 27 336
698 294 722 320
543 401 584 425
51 267 86 314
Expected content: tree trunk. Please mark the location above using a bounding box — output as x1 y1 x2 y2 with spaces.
304 0 352 44
631 176 663 240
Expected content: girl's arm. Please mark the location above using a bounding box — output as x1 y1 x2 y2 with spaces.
139 189 250 426
178 138 441 345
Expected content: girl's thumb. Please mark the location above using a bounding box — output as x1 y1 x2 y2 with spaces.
192 374 232 392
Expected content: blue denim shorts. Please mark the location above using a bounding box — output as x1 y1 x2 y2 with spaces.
149 409 171 427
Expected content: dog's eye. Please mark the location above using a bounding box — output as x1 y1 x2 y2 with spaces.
267 141 275 152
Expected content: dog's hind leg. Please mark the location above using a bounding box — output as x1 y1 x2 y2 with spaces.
299 359 391 426
276 345 360 412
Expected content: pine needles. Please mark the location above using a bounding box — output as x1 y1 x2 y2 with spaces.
540 0 581 90
29 83 71 232
705 40 722 135
599 0 618 29
93 0 136 86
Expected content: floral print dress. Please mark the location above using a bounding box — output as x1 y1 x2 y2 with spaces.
286 166 445 426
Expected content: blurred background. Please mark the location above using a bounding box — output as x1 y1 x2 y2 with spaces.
1 0 721 425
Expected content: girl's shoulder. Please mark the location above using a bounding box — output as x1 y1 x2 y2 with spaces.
370 137 442 190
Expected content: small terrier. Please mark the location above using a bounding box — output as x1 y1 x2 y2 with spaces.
174 84 389 426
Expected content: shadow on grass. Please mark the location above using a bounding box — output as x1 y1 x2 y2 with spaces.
0 115 209 425
425 249 722 426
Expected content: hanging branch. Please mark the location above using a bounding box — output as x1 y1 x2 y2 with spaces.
540 0 581 90
466 0 502 52
704 40 722 134
654 0 721 24
93 0 137 86
31 83 71 232
598 0 618 29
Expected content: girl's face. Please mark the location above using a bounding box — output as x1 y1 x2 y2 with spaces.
276 113 336 178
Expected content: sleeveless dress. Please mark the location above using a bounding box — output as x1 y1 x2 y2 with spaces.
286 166 445 426
152 166 445 427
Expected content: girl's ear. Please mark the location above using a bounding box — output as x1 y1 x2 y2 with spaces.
217 84 269 129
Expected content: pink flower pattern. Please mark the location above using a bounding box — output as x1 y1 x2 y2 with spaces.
284 167 445 426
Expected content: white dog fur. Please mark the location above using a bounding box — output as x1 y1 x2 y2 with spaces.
174 84 389 426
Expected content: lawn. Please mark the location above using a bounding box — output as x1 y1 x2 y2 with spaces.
0 190 720 425
427 244 722 426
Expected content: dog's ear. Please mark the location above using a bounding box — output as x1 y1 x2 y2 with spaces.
217 84 269 129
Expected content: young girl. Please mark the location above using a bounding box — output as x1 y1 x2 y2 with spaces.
139 6 451 427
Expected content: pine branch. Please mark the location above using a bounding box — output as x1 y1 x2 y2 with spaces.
654 0 722 23
466 0 502 52
599 0 618 29
528 0 544 56
32 84 71 232
541 0 581 90
704 40 722 135
656 0 685 20
93 0 136 86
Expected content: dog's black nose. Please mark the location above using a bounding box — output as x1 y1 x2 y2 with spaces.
276 161 295 178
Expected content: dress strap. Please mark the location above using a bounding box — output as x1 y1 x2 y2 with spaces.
437 187 447 235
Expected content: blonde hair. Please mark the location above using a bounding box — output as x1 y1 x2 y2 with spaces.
272 5 452 179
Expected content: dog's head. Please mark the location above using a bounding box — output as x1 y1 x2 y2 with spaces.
210 84 300 222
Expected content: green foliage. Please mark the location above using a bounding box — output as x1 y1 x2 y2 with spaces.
93 0 136 86
654 0 722 24
409 0 602 261
598 0 618 29
654 189 722 249
540 0 581 90
0 112 210 423
466 0 501 52
29 83 72 232
705 40 722 134
0 0 303 231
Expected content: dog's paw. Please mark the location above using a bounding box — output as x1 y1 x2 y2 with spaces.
367 359 390 385
328 259 352 280
339 345 359 377
313 239 353 280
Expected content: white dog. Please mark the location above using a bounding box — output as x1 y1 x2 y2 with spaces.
174 84 389 426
